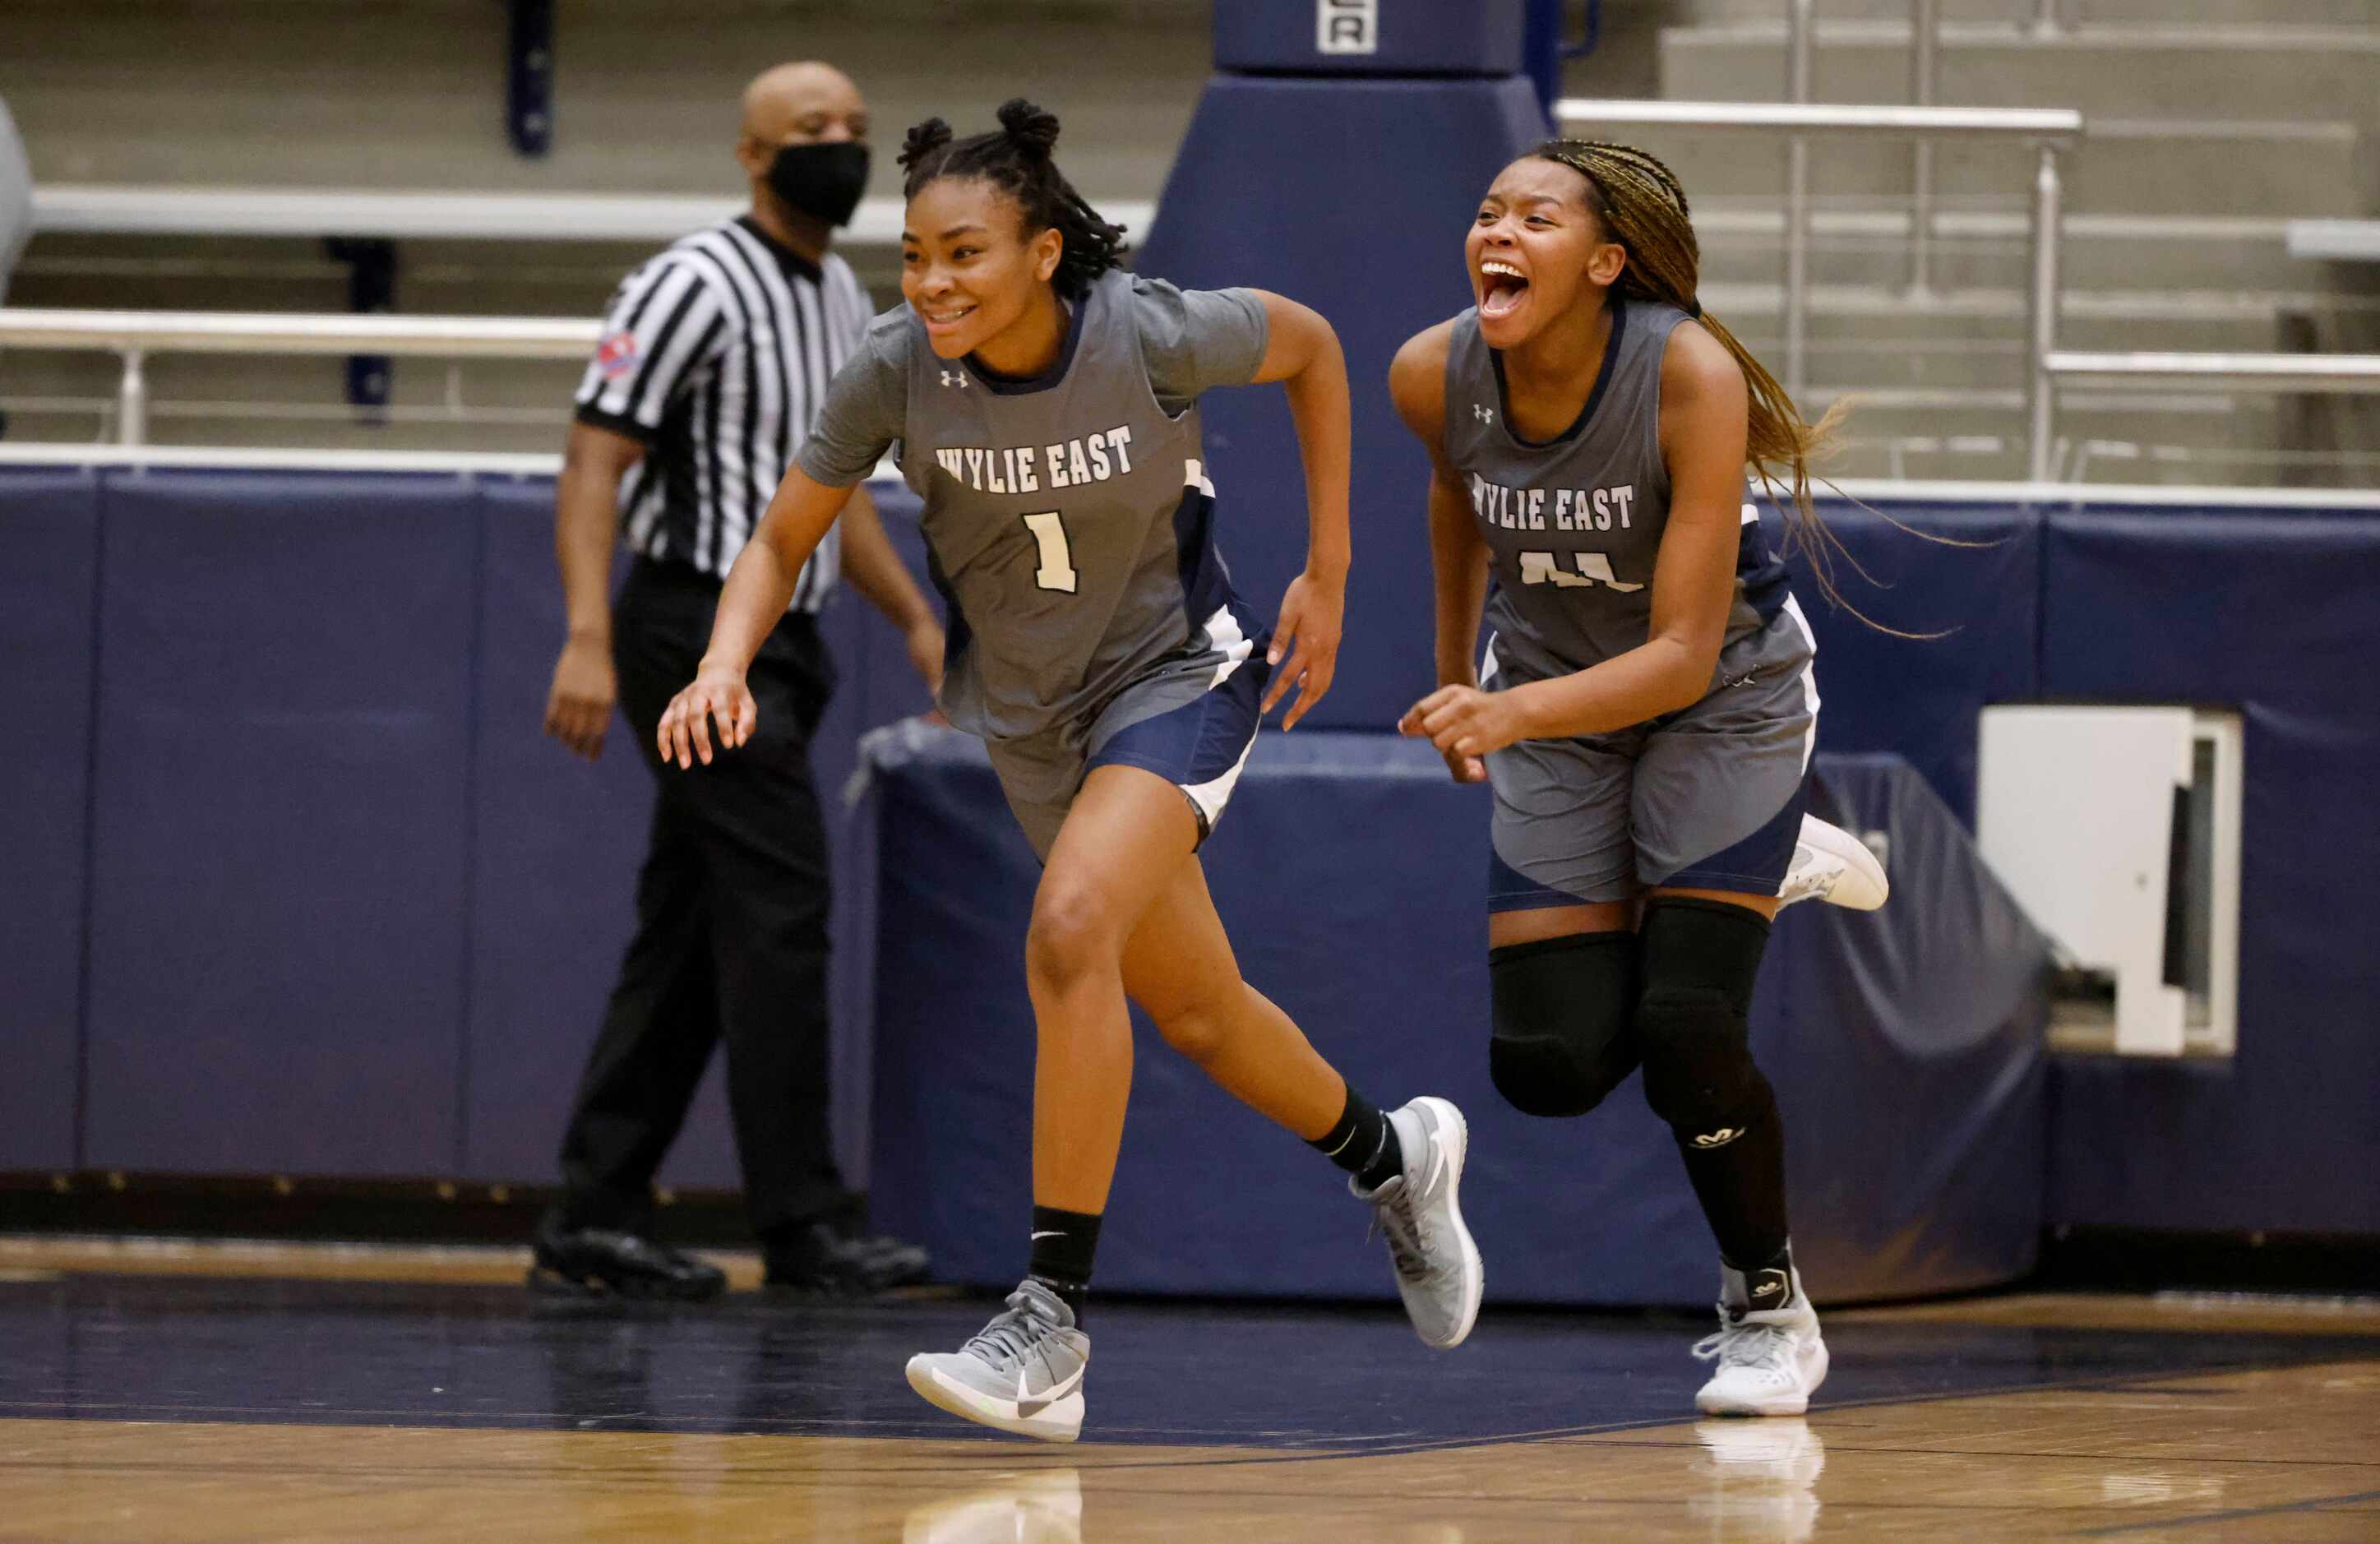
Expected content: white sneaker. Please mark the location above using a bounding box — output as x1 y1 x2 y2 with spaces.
1353 1097 1484 1350
1777 816 1888 912
1693 1261 1828 1416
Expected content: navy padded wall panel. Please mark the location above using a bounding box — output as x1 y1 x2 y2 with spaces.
1784 756 2050 1293
2041 508 2380 1235
83 471 476 1176
1782 500 2043 825
1136 75 1549 732
0 469 101 1172
820 483 940 1190
463 478 737 1190
862 729 2047 1306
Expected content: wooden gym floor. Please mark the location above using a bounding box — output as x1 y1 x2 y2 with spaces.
1 1236 2375 1541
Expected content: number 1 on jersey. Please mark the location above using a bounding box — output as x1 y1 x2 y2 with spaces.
1022 511 1079 594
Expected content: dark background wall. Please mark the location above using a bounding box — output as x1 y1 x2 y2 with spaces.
1 464 2373 1241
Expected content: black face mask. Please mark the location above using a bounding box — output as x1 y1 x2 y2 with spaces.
765 141 871 228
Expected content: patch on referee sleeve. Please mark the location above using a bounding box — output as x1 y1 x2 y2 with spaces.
595 332 640 378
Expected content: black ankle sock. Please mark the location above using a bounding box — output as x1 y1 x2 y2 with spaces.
1310 1088 1404 1193
1724 1242 1797 1314
1028 1205 1100 1323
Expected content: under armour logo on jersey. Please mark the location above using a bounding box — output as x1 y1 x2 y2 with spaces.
1692 1127 1744 1149
1473 403 1495 424
940 370 969 389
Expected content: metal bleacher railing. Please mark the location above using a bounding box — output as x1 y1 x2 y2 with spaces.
1557 96 2082 476
5 136 2377 484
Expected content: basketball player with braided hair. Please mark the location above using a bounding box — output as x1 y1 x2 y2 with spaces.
1391 140 1888 1417
660 99 1481 1442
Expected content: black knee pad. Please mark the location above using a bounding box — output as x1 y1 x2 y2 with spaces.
1634 898 1777 1142
1488 931 1638 1117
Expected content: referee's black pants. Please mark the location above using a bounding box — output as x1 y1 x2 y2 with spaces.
557 556 845 1238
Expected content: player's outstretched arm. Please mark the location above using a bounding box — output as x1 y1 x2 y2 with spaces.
1244 290 1350 731
1386 321 1488 785
657 465 857 769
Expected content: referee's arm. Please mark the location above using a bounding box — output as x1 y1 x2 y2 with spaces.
543 422 644 760
837 486 945 699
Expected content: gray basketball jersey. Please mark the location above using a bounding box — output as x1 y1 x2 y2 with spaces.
1442 296 1799 692
868 270 1250 742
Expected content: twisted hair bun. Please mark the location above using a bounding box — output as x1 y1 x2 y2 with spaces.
898 98 1124 299
899 117 954 173
995 98 1061 159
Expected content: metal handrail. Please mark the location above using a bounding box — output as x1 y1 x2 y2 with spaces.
0 307 598 356
0 307 602 447
2045 352 2380 391
1553 100 2082 138
30 187 1160 250
1554 97 2082 480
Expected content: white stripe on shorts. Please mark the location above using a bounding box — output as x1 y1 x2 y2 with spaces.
1782 592 1822 773
1203 601 1255 689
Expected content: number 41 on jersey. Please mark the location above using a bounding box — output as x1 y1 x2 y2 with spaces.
1518 551 1643 592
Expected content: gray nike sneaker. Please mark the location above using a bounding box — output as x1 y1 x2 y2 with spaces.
904 1278 1089 1443
1353 1096 1484 1350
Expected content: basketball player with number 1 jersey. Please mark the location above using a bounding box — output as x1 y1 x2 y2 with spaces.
659 99 1481 1443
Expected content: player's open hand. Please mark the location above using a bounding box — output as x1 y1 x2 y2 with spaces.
658 661 756 770
1261 569 1344 731
1400 684 1518 771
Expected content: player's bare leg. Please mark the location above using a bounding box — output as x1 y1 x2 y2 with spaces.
1023 764 1204 1213
1120 822 1481 1351
1119 851 1343 1140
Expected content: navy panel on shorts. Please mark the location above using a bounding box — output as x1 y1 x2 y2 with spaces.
1487 771 1809 908
1487 847 1595 912
1655 772 1809 897
1088 622 1271 840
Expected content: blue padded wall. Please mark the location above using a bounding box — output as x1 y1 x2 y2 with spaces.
1778 499 2043 826
863 730 2048 1306
0 469 101 1172
82 472 477 1175
2040 508 2380 1236
463 478 737 1190
1136 74 1550 733
7 455 2372 1255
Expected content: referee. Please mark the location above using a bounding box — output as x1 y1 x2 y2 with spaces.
535 61 940 1299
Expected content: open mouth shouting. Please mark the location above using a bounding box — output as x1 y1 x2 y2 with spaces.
1479 258 1530 322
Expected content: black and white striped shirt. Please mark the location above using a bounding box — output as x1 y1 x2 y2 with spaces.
573 215 874 611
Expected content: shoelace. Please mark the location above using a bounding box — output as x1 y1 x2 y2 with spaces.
1368 1176 1435 1281
1779 848 1842 903
1692 1319 1795 1380
961 1289 1055 1369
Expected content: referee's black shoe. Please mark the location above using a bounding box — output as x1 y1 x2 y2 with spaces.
530 1209 728 1301
762 1218 931 1298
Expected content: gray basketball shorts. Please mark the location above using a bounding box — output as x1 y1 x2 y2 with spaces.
1483 621 1818 908
985 625 1273 862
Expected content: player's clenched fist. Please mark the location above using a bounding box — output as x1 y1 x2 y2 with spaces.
1399 683 1522 772
658 663 757 769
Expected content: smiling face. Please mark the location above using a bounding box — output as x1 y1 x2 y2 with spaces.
900 176 1064 360
1465 157 1628 351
